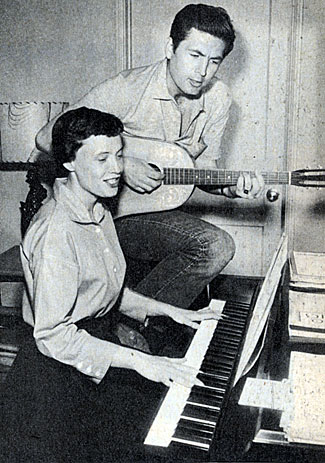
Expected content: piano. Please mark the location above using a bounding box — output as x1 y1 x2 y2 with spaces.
143 275 261 462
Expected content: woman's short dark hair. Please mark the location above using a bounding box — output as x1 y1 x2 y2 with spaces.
170 4 235 58
52 107 124 171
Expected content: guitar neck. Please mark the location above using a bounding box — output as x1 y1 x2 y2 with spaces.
163 168 290 186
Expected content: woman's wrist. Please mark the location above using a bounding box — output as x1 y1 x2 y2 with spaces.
111 343 149 370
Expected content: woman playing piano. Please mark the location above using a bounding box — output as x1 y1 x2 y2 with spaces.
0 107 221 463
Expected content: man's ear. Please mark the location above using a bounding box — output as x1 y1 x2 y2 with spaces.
62 160 75 172
165 37 174 59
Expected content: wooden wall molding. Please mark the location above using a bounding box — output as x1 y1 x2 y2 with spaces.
115 0 132 71
284 0 305 249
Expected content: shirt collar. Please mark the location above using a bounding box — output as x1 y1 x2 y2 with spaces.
147 58 205 109
149 59 205 112
53 178 105 224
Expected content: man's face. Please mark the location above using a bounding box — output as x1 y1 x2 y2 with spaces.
166 28 226 98
68 135 123 199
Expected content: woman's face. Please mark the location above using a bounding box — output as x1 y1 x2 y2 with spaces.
67 134 123 199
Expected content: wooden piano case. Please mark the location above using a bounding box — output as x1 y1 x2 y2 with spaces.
239 264 325 462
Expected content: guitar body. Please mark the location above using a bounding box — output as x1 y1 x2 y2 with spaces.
114 136 195 218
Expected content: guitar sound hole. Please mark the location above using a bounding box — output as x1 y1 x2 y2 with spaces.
148 163 161 173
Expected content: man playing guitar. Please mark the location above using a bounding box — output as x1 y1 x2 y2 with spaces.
35 4 264 348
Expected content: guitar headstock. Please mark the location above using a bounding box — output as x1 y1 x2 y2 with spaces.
291 169 325 188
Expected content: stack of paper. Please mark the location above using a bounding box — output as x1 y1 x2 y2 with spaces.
288 252 325 342
281 351 325 445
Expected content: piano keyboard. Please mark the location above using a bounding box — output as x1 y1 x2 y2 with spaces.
144 298 252 453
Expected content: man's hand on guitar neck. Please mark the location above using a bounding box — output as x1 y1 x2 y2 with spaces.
123 156 164 193
224 170 265 199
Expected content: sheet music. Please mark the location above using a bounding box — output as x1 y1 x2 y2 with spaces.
281 351 325 445
234 234 288 384
239 377 290 411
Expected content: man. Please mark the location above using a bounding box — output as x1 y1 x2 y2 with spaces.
35 4 264 316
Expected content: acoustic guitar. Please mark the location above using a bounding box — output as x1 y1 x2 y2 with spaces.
113 136 325 218
5 136 324 220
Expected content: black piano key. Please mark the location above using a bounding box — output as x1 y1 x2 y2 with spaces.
198 372 229 384
191 386 225 399
226 301 250 309
225 306 249 314
201 360 234 372
201 362 232 375
222 312 247 322
205 347 237 359
223 307 248 318
188 392 222 408
207 344 238 356
213 325 242 338
203 353 234 366
177 418 215 435
213 327 241 338
218 319 244 329
201 366 231 378
182 403 220 422
214 335 241 345
197 377 228 390
173 426 213 446
192 384 226 394
218 317 246 327
202 352 234 364
219 320 246 331
191 386 225 397
224 304 249 313
212 336 239 347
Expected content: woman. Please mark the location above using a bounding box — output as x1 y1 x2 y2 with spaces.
1 107 221 463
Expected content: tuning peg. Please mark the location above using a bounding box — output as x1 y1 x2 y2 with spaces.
266 189 280 202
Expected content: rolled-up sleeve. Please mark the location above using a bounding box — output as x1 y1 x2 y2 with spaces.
31 255 119 384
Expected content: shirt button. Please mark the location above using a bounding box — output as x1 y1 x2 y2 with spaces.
95 371 101 378
104 248 109 254
113 267 117 273
86 366 92 374
77 362 83 369
95 228 101 234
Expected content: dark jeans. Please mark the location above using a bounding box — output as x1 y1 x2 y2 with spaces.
115 209 236 308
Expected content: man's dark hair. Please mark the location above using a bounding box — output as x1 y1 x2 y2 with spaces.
170 4 235 57
51 107 124 171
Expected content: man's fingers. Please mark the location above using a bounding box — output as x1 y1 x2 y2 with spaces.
236 171 265 199
242 172 252 192
147 167 164 181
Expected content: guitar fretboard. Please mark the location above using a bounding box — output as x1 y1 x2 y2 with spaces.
163 168 290 186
